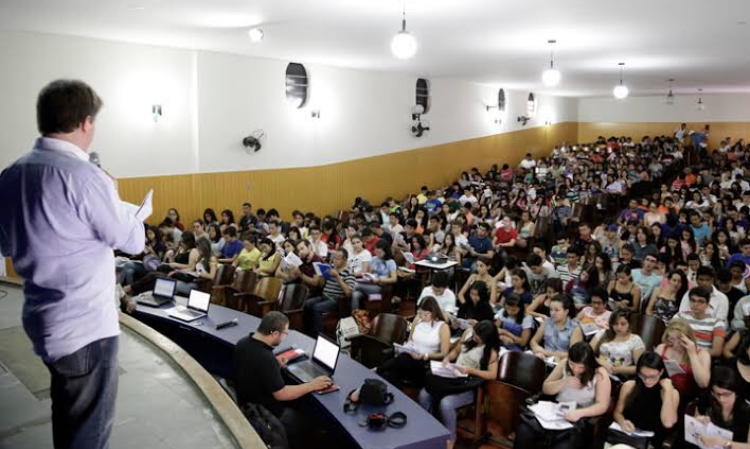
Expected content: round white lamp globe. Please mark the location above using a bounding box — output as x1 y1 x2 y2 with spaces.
248 28 264 43
542 68 561 87
613 84 629 99
391 31 418 60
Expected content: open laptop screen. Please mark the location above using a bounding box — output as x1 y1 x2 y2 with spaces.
187 290 211 312
153 278 176 298
313 336 339 370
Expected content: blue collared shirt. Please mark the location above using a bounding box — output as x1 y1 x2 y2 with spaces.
0 137 145 362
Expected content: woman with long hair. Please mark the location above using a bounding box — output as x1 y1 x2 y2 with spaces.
591 309 645 377
646 269 688 323
609 352 679 449
496 293 534 351
419 320 499 449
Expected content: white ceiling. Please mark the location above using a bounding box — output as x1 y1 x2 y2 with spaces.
1 0 749 97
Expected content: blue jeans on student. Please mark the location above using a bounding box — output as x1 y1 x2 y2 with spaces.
352 283 382 310
45 336 119 449
304 296 338 336
418 388 476 441
119 261 146 286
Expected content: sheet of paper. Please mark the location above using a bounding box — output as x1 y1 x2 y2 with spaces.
609 421 655 437
430 361 468 378
284 252 303 268
394 343 421 357
684 415 733 449
664 359 685 377
135 189 153 221
528 401 575 430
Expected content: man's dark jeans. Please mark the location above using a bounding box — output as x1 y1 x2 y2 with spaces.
45 336 119 449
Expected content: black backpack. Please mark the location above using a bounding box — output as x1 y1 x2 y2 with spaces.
240 403 289 449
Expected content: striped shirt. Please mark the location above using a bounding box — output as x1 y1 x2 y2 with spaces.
556 263 582 285
673 311 726 351
322 268 357 301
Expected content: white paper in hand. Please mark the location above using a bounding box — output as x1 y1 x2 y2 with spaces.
136 189 153 221
284 252 303 268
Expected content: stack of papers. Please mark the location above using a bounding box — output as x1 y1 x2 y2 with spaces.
528 401 576 430
430 361 468 379
284 252 303 268
609 421 655 437
684 415 732 449
664 360 685 378
394 343 422 358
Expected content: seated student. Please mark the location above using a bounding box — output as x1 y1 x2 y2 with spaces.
266 220 286 252
609 352 679 449
557 246 583 285
164 231 199 269
608 264 643 313
513 342 612 449
166 208 185 231
496 293 535 351
618 243 642 270
458 257 497 306
677 266 730 323
283 240 324 292
171 237 218 295
351 239 397 310
632 252 662 306
219 209 238 232
274 239 298 283
565 265 599 311
234 312 332 447
646 269 689 323
516 210 536 249
461 222 494 271
419 321 500 449
207 223 226 257
550 236 570 268
255 237 282 278
218 227 243 264
417 271 457 318
674 286 726 358
576 287 612 334
530 294 583 361
320 221 341 252
119 225 165 286
527 278 564 319
233 233 261 271
159 219 183 252
302 249 356 336
455 281 495 329
500 268 533 306
307 225 328 260
524 253 561 297
192 219 210 243
591 309 645 378
722 331 750 403
378 296 450 389
655 318 711 407
493 216 518 250
723 264 747 305
346 234 371 276
687 366 750 449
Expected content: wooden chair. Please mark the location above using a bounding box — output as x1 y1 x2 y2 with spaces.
261 283 309 331
478 351 547 446
212 269 257 310
630 312 665 351
243 277 284 317
347 313 409 368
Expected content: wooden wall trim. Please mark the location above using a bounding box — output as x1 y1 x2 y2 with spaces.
118 122 578 225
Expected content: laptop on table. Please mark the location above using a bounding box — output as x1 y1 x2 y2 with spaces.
136 278 177 307
286 335 340 383
168 289 211 322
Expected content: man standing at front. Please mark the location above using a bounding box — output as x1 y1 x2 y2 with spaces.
0 80 146 449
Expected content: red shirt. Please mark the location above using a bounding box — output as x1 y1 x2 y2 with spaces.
364 236 380 254
493 227 518 244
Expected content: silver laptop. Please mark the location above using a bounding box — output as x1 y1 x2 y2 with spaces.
136 278 176 307
286 335 340 383
168 289 210 322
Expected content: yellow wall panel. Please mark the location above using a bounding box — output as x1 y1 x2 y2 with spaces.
577 122 750 150
117 122 578 225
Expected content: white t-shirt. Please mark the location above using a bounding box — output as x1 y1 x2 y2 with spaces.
678 286 729 323
520 159 537 170
311 240 328 259
348 249 372 274
458 194 478 206
418 286 457 313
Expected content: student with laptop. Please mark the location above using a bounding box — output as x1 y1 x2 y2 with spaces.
235 312 332 446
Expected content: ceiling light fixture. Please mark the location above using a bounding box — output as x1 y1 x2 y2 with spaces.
665 78 675 105
248 27 264 43
613 62 629 99
542 39 561 87
391 0 417 60
696 89 705 111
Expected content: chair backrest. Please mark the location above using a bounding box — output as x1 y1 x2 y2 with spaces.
279 283 309 311
371 313 409 344
214 264 236 287
497 351 547 395
254 277 284 302
232 269 257 293
630 313 665 351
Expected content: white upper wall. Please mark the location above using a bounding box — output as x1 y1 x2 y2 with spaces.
0 29 576 178
578 94 750 123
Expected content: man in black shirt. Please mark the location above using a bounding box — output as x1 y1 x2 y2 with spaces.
234 312 331 443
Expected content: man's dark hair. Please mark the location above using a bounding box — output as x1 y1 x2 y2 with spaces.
405 218 418 228
431 271 450 289
243 202 252 208
223 227 237 238
478 222 491 232
37 79 103 135
696 266 715 279
526 253 543 268
257 311 289 335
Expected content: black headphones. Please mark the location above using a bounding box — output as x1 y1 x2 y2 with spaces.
358 411 407 430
